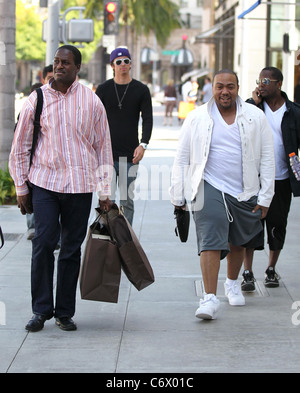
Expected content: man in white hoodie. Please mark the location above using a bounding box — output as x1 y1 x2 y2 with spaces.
170 69 275 320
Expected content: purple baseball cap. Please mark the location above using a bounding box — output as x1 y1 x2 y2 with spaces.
110 47 131 63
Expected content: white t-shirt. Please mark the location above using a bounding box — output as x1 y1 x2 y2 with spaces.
263 101 288 180
204 102 243 197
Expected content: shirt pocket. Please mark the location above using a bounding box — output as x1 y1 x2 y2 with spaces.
75 107 93 140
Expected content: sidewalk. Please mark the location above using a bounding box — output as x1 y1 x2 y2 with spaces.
0 103 300 374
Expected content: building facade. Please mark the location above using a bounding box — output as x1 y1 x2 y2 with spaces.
202 0 299 100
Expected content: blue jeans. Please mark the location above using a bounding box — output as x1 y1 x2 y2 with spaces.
111 159 138 225
31 185 92 318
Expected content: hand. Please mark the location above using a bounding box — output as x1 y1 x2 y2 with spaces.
99 197 113 212
252 88 262 105
132 145 145 164
174 204 186 211
252 204 268 219
17 194 33 215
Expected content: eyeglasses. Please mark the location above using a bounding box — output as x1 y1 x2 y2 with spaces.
114 58 131 66
256 78 279 85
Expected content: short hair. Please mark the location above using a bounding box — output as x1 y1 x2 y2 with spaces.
213 69 239 85
55 45 82 66
261 66 283 82
43 64 53 79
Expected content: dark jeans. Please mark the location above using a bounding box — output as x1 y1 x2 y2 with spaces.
111 159 138 225
31 185 92 318
246 178 292 251
266 178 292 250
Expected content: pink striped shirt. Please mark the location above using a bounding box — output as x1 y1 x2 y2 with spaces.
9 79 113 197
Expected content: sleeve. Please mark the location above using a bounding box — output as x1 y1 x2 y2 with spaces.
8 93 37 196
140 85 153 144
93 98 114 198
169 116 192 206
257 113 275 207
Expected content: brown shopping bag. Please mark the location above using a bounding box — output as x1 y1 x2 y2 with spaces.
99 205 155 291
80 212 122 303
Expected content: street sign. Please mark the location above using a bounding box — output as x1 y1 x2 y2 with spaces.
162 50 180 56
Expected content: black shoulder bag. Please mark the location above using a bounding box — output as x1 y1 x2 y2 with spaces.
30 87 43 167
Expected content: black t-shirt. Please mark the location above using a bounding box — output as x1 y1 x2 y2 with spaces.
96 79 153 161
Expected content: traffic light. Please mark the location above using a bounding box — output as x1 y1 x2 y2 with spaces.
104 1 120 35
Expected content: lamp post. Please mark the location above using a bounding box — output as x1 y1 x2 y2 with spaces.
46 0 60 65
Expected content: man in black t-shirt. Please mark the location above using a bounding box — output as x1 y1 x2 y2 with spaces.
96 47 153 225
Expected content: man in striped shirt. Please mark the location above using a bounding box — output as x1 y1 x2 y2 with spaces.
9 45 113 332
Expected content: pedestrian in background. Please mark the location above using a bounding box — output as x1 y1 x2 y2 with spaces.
200 76 213 104
96 47 153 225
241 67 300 291
9 45 113 332
41 64 53 84
163 79 177 126
170 69 275 320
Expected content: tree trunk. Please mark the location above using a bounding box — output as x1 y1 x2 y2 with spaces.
0 0 16 170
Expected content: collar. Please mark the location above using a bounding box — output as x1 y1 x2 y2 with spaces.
47 76 79 95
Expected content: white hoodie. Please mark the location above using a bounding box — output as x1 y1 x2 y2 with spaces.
170 96 275 208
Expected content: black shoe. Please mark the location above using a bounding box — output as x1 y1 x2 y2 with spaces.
264 267 279 288
55 317 77 331
241 270 256 292
25 314 52 332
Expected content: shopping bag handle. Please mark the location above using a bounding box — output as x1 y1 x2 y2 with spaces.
0 226 4 249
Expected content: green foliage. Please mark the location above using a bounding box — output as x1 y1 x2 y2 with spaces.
0 165 17 205
130 0 181 47
16 0 103 64
16 0 46 61
84 0 181 48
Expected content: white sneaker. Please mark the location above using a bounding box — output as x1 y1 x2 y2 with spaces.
195 294 220 320
224 280 245 306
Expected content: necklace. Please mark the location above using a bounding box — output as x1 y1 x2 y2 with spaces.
114 80 131 110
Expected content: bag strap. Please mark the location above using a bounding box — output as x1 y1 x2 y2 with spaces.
0 226 4 249
29 87 43 168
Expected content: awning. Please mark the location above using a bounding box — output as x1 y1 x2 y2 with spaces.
171 48 193 66
140 47 159 64
193 15 235 44
238 1 261 19
181 68 210 82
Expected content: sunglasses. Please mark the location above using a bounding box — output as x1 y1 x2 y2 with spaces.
256 78 279 85
114 58 131 66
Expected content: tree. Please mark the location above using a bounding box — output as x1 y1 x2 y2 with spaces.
84 0 181 47
16 0 45 61
0 0 16 170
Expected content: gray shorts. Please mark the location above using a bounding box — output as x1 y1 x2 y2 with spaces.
192 181 263 260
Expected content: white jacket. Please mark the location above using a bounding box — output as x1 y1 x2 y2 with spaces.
170 96 275 207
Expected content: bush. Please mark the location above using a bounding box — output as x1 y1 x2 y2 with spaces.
0 164 17 205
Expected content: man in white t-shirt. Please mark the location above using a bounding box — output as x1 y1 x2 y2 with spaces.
242 67 300 291
170 69 275 320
